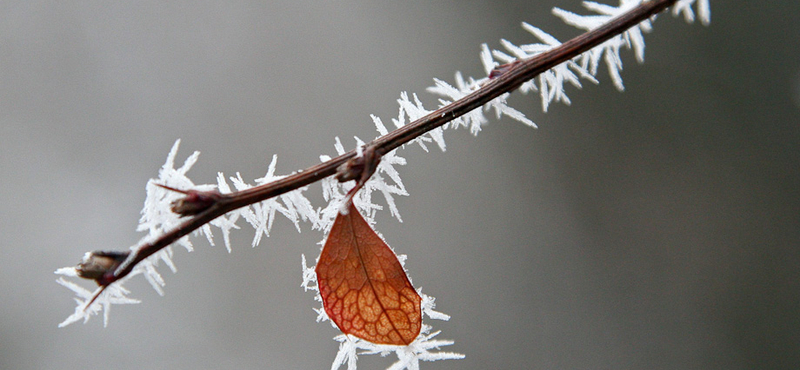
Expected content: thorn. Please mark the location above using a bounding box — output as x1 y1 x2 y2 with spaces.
83 285 108 311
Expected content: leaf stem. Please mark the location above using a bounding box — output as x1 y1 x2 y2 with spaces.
106 0 677 284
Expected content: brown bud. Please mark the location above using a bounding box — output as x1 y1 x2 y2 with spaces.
169 189 222 216
336 146 382 184
335 157 365 183
155 184 222 216
76 251 129 286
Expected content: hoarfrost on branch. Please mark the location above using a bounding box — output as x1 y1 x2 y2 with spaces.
56 1 710 368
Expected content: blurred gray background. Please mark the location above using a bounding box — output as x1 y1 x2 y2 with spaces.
1 1 798 369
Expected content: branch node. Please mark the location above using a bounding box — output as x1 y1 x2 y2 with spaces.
336 144 384 210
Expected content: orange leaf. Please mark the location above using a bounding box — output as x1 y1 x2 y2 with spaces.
315 202 422 345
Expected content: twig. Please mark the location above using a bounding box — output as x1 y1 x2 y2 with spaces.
76 0 678 288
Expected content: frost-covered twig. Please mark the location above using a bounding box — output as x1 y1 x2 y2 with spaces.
61 0 698 291
58 0 709 368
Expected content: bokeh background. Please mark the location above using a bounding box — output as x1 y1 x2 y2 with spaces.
1 1 798 369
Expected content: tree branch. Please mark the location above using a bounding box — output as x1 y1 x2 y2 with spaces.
76 0 678 289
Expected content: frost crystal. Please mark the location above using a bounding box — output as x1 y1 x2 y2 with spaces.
57 1 710 369
55 269 140 328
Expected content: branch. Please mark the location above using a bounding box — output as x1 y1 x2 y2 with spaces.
74 0 678 290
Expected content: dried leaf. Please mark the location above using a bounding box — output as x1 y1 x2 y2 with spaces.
315 202 422 345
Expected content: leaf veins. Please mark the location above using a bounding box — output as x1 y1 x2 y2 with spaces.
315 202 422 345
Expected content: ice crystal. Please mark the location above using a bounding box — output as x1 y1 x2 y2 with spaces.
55 267 140 328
